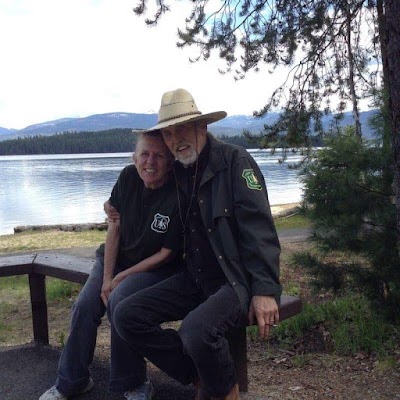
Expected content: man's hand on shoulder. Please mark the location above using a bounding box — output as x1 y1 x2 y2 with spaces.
248 295 279 340
104 200 120 222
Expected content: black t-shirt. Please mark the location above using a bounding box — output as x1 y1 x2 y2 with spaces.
99 164 183 271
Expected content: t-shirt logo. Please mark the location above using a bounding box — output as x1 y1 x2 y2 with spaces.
151 213 170 233
242 169 262 190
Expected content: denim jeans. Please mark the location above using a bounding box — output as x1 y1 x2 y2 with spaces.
113 270 246 398
55 254 176 396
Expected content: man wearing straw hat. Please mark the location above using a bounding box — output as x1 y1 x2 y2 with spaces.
113 88 281 400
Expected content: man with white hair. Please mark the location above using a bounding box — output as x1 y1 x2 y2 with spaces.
39 131 182 400
112 89 281 400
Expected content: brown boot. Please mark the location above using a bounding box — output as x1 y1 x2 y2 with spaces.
211 383 240 400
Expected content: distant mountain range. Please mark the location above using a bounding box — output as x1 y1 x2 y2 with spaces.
0 109 379 141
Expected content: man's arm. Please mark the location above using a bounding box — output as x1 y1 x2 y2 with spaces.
111 247 174 290
232 152 282 339
101 219 120 306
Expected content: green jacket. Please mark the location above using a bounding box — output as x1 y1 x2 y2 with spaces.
175 134 281 313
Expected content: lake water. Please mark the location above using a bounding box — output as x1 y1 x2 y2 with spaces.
0 150 304 236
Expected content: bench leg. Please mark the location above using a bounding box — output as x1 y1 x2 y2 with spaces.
28 273 49 344
228 327 248 392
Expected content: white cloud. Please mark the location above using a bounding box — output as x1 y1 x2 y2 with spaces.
0 0 287 129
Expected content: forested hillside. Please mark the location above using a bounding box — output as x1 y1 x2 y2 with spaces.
0 129 137 155
0 130 254 155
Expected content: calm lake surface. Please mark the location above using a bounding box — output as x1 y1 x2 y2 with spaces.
0 150 304 235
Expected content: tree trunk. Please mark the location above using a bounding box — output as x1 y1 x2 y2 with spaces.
345 4 362 139
385 0 400 249
377 0 389 91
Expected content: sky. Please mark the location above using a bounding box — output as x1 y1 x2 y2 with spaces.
0 0 290 130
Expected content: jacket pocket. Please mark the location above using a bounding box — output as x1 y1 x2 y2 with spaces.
212 204 232 222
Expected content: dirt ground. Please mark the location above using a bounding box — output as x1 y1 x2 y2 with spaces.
1 240 400 399
247 341 400 399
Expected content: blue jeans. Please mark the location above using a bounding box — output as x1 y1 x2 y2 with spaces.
55 254 176 396
113 270 246 398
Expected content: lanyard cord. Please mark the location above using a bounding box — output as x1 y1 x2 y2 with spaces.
173 126 200 260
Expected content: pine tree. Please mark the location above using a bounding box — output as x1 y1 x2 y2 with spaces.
133 0 400 266
385 0 400 250
134 1 381 140
296 120 399 321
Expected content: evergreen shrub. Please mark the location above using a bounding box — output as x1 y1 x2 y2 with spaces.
298 127 400 321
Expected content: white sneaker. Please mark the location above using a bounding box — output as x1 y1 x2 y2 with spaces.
124 380 155 400
39 378 94 400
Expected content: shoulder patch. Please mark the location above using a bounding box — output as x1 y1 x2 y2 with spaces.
151 213 170 233
242 169 262 191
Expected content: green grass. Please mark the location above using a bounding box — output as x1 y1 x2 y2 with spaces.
0 214 307 255
0 276 29 298
0 274 81 301
282 281 301 296
375 357 399 373
268 295 400 357
0 229 106 254
0 276 30 341
46 278 82 302
275 214 310 230
0 319 11 341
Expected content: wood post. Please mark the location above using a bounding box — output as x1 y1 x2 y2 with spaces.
28 273 49 344
228 327 248 392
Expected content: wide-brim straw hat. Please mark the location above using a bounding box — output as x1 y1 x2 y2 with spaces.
144 88 227 132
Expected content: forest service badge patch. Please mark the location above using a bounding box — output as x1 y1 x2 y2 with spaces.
151 213 170 233
242 169 262 190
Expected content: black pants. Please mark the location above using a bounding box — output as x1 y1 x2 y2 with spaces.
113 270 245 397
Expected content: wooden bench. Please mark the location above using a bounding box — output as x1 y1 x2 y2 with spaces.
0 251 302 393
0 252 95 344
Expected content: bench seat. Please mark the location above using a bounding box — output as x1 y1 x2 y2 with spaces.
0 252 302 392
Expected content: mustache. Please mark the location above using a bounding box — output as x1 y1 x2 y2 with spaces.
174 142 192 151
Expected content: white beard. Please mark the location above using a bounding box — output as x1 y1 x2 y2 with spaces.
175 148 198 166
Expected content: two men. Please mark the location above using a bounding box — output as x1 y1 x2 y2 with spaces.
112 89 281 399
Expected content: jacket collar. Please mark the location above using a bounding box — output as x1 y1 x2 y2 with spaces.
206 134 228 172
199 134 227 186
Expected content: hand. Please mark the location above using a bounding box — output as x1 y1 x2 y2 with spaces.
111 272 126 291
104 200 120 222
248 295 279 340
100 276 113 306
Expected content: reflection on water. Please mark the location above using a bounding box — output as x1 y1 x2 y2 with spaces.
0 151 303 235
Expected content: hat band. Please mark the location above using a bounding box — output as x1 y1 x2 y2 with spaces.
158 111 202 124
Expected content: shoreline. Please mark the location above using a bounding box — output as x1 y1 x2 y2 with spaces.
270 202 301 217
4 203 301 236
